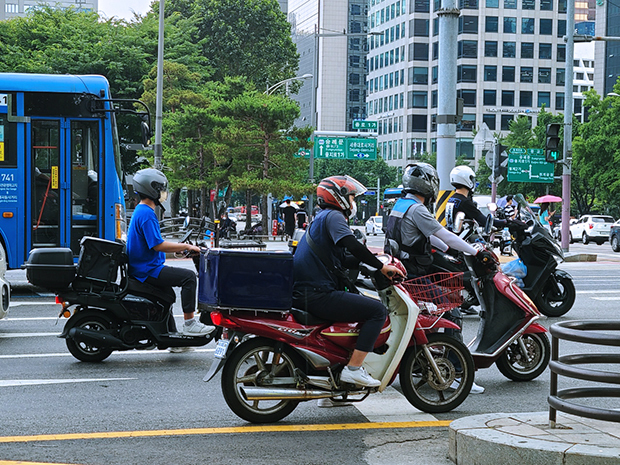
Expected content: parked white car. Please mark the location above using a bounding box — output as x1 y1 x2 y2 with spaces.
365 216 384 235
569 215 615 245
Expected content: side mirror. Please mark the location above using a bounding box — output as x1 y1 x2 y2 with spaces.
484 214 493 234
182 215 190 230
487 202 497 213
387 239 400 256
453 212 466 233
141 121 151 147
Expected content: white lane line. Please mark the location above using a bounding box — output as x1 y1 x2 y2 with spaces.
591 297 620 301
0 378 136 387
0 348 215 359
8 302 58 307
578 290 620 294
353 386 437 423
4 317 60 320
0 332 61 338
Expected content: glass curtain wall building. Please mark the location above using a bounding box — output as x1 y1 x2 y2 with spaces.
1 0 97 19
287 0 370 131
367 0 567 171
595 0 620 96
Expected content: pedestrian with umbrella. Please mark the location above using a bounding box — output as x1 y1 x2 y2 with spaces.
534 195 562 234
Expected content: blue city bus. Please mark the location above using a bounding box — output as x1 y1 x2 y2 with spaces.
0 73 150 269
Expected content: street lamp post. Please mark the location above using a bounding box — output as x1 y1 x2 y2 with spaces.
265 74 313 96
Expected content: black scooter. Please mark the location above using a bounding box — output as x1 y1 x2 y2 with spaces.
25 236 217 362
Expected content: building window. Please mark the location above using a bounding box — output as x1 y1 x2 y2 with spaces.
540 18 552 35
521 42 534 59
556 68 565 86
521 18 534 34
485 16 498 32
522 0 535 8
538 67 551 83
558 0 567 12
460 0 479 8
485 41 498 57
431 90 438 107
458 89 477 106
539 43 552 59
457 115 476 131
433 42 439 60
349 89 360 102
501 114 514 130
409 67 429 84
557 44 566 62
459 15 479 33
576 72 584 80
520 91 533 107
5 3 18 12
486 0 499 5
350 21 362 34
540 0 552 9
458 40 478 58
520 66 534 82
414 18 430 36
504 0 517 8
410 43 429 60
483 89 496 105
501 90 515 106
433 17 439 35
415 0 431 12
483 114 496 130
457 65 477 82
349 73 360 85
537 92 551 108
484 65 497 81
557 20 566 38
503 42 516 58
432 66 438 84
503 17 517 33
456 138 474 158
503 66 516 82
408 91 428 108
555 92 565 110
349 56 360 67
408 114 428 132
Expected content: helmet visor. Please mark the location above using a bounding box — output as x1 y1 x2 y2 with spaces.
159 188 169 203
344 176 367 197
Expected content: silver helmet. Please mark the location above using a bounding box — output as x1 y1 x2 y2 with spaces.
402 163 439 206
133 168 169 205
450 165 476 191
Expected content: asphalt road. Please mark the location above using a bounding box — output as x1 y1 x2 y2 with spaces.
2 239 620 465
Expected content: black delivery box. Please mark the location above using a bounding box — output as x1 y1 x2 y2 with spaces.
26 248 76 291
198 249 293 311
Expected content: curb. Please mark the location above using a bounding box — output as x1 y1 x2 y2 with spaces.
450 412 620 465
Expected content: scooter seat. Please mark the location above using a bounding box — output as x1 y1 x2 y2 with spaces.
290 308 332 326
127 278 176 305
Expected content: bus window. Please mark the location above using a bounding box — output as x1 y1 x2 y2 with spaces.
70 121 99 253
32 120 61 248
0 112 17 167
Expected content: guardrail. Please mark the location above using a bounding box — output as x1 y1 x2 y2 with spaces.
548 320 620 426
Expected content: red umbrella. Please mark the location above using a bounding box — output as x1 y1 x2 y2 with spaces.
534 195 562 203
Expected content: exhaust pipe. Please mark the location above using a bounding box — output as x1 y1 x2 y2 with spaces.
67 327 130 349
240 386 360 401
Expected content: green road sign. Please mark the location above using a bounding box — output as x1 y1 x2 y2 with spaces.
507 148 554 183
294 148 311 158
313 137 377 160
352 120 378 131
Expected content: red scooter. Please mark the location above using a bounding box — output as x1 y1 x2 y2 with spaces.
203 253 475 423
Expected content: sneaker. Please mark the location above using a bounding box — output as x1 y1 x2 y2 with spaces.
168 346 195 353
450 379 485 394
317 398 353 408
182 319 216 336
340 366 381 388
461 307 479 316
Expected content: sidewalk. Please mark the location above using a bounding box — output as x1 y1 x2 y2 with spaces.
450 412 620 464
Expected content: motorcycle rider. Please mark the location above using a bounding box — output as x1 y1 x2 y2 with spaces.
292 175 405 389
127 168 215 338
384 163 493 394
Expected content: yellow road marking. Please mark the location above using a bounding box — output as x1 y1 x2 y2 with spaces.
0 421 451 444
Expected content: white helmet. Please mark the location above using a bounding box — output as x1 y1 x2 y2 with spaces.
450 165 476 191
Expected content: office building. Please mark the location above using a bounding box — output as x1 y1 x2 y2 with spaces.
0 0 97 20
367 0 569 171
594 0 620 96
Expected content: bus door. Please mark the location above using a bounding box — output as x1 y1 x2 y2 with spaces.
30 119 100 255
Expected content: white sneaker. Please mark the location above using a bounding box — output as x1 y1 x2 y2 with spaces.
340 366 381 388
317 398 353 408
168 346 195 353
182 319 216 336
450 379 485 394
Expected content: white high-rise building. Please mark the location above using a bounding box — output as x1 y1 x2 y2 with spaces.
0 0 97 20
367 0 569 172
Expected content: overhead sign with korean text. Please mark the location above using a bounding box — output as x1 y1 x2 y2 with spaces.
313 137 377 160
507 148 554 183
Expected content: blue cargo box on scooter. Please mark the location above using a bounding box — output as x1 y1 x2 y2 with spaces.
198 249 294 311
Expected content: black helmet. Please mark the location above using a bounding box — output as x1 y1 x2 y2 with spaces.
402 163 439 206
133 168 168 206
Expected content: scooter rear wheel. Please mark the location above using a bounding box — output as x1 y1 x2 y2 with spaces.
495 333 550 381
399 333 475 413
221 337 303 423
65 312 115 362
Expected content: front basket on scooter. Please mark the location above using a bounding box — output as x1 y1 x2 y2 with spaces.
401 272 464 315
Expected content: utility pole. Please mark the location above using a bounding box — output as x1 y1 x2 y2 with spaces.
436 0 460 190
153 0 165 171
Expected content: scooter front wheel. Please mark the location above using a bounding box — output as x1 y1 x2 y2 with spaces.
399 334 475 413
534 273 575 317
495 333 551 381
65 312 115 362
221 337 303 423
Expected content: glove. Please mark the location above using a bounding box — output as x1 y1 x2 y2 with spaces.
446 248 460 258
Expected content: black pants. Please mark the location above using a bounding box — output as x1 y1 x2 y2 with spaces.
145 266 196 314
294 291 387 353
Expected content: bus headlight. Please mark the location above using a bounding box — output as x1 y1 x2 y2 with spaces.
115 203 127 242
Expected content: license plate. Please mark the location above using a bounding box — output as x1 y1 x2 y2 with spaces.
214 339 230 359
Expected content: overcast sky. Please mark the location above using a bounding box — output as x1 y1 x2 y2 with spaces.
98 0 153 20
